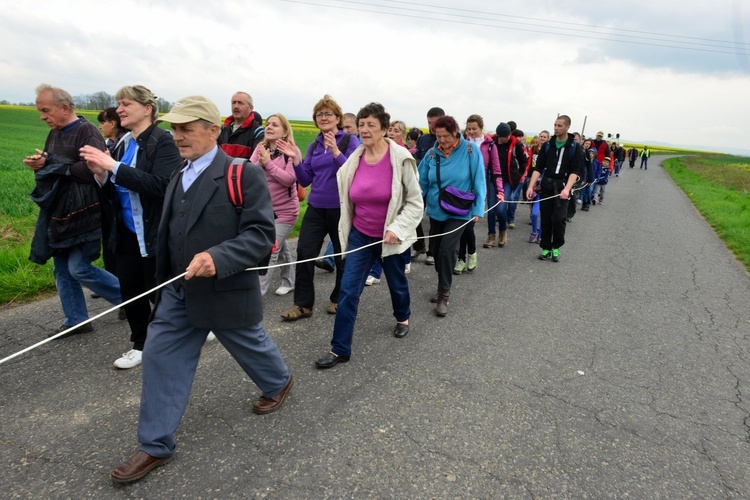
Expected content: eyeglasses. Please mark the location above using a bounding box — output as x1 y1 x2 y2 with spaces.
315 112 335 119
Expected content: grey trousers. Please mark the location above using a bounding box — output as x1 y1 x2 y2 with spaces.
137 281 290 457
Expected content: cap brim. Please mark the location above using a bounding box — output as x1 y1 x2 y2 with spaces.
156 112 201 124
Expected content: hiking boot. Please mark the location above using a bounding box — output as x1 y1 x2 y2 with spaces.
497 230 508 247
483 233 495 248
466 253 477 272
538 249 551 261
435 289 450 317
551 248 561 262
453 259 466 275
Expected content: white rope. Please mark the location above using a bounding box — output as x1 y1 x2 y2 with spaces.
0 180 593 367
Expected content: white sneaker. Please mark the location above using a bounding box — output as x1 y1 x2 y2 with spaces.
425 255 435 266
206 332 216 343
275 285 294 296
405 263 411 275
365 275 381 286
114 349 142 369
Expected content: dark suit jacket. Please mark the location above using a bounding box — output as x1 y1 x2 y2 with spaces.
156 148 275 329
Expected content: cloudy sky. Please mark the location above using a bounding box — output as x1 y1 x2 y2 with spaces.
2 0 748 154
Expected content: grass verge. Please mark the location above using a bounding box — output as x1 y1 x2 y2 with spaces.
663 155 750 272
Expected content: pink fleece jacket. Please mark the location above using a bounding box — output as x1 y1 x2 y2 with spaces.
250 146 301 225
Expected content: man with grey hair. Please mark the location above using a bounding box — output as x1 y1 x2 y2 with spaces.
110 95 292 484
24 84 122 336
217 91 264 159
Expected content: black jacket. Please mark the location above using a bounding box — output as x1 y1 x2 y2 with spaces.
29 156 102 264
496 136 528 188
533 136 585 182
104 124 182 257
414 133 436 162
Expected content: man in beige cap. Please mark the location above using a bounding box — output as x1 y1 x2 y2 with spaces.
111 96 293 484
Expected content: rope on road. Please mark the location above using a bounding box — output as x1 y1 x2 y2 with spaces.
0 184 590 367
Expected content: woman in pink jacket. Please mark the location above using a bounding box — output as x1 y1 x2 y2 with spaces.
251 114 301 296
464 115 505 260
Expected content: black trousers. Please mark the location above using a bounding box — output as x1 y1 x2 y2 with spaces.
116 226 156 351
539 180 568 250
293 206 344 308
428 217 465 291
457 220 476 259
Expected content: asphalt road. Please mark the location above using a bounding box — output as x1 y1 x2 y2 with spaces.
2 156 749 498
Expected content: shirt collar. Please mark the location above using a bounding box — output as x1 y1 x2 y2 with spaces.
181 145 219 175
438 137 460 157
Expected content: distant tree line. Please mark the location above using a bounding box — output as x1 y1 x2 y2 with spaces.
1 91 172 112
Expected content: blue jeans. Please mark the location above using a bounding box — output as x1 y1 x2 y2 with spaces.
486 179 506 234
531 196 541 235
369 260 382 279
330 229 410 357
53 244 122 326
506 183 523 224
322 240 335 269
581 183 592 205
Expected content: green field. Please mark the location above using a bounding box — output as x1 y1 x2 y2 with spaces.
1 105 747 305
663 154 750 271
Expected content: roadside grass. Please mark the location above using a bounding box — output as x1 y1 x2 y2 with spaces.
663 155 750 271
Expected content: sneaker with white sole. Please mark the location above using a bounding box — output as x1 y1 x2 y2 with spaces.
275 285 294 296
114 349 142 369
453 259 466 274
466 253 477 272
404 263 411 275
425 255 435 266
365 275 381 286
206 332 217 342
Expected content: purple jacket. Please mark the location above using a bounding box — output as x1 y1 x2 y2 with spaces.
294 130 359 209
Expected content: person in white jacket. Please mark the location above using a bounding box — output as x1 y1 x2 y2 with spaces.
315 103 424 369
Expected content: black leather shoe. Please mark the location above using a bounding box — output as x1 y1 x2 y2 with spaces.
50 322 94 339
393 323 409 338
314 259 335 273
315 351 350 369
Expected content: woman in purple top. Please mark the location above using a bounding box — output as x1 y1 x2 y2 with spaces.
314 103 424 369
279 95 359 321
251 113 300 297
